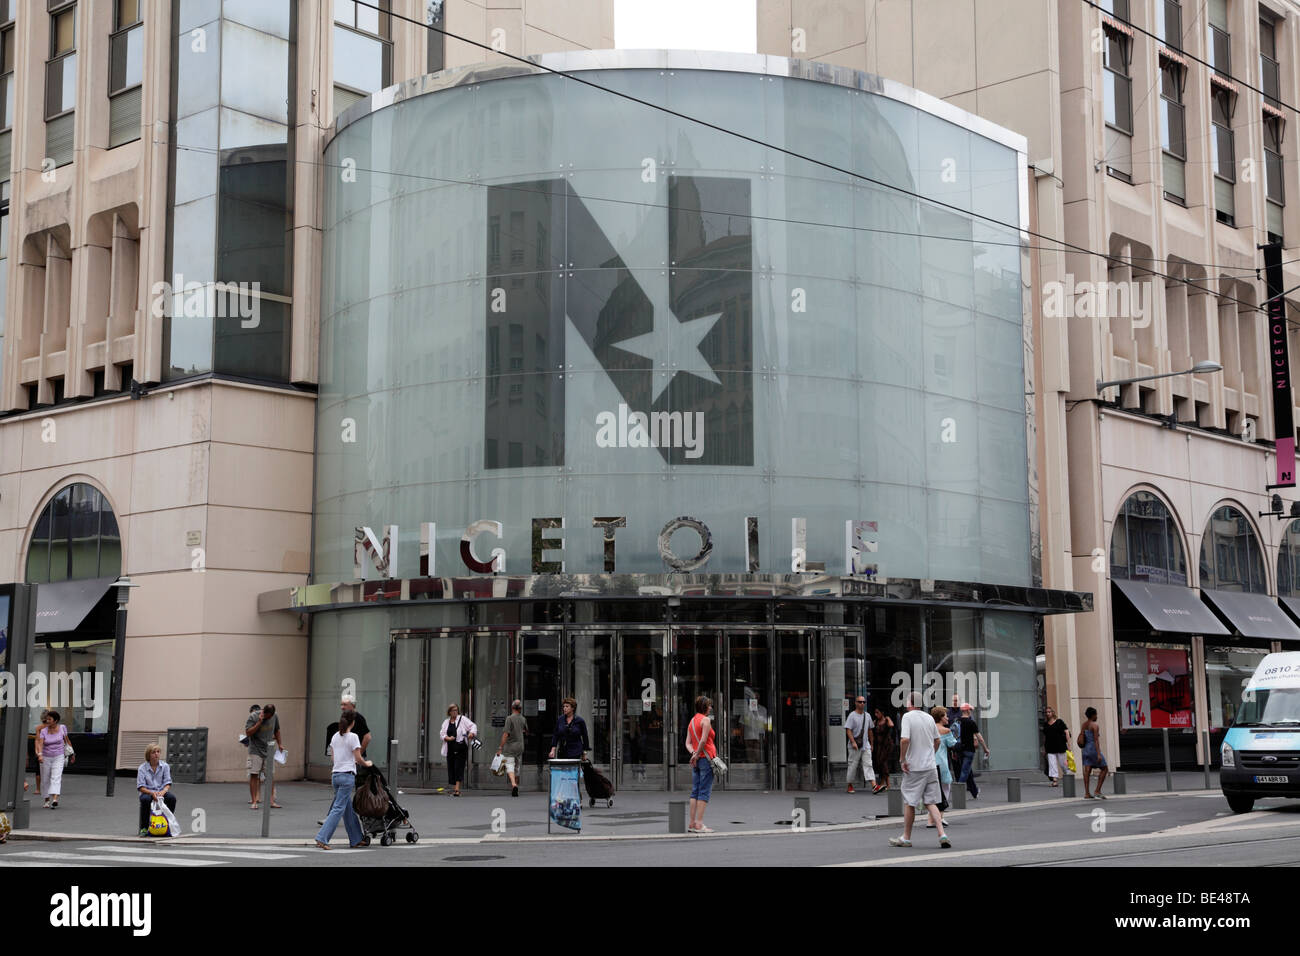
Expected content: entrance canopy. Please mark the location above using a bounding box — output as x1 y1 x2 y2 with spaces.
1202 588 1300 641
34 576 116 635
1112 579 1227 635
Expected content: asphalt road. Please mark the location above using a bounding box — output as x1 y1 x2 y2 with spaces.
4 792 1298 867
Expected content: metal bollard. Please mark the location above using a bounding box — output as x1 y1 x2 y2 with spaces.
1007 777 1021 802
793 795 811 827
886 788 903 817
1112 771 1127 795
1202 731 1212 790
669 800 687 834
1162 728 1173 791
949 786 966 810
1062 773 1076 797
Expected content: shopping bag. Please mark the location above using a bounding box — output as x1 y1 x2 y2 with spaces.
490 753 507 776
159 799 182 836
148 800 170 837
273 747 287 766
1066 749 1077 773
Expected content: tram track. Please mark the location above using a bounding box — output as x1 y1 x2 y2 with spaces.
1016 833 1300 866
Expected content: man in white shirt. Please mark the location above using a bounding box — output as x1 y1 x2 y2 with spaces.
844 695 874 793
888 692 951 848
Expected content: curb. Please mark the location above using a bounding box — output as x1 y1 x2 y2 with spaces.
4 788 1220 846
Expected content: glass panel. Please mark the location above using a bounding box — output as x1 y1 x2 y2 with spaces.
1 26 12 73
981 612 1038 770
333 0 353 26
1208 0 1227 30
427 0 445 73
821 629 861 782
26 503 51 583
428 632 468 788
468 630 512 789
1267 150 1284 204
45 53 76 117
32 639 114 734
777 630 813 790
1268 200 1284 237
48 488 72 582
52 8 75 55
1215 176 1235 221
1201 506 1266 592
68 484 101 579
214 295 289 382
522 632 560 787
1210 26 1231 75
356 0 380 36
569 631 612 776
1206 645 1269 731
672 630 718 790
619 632 665 789
726 631 771 789
390 637 424 788
98 504 121 579
1213 121 1235 180
1159 0 1182 48
117 0 140 28
217 146 289 293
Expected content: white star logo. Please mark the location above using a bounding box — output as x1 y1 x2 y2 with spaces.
610 309 723 402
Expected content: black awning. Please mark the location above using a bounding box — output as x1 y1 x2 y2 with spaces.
1199 589 1300 642
34 576 117 635
1278 598 1300 639
1112 579 1229 635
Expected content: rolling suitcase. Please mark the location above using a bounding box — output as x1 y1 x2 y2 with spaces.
581 759 615 807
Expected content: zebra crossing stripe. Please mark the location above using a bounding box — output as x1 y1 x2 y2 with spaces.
4 849 220 866
89 845 303 861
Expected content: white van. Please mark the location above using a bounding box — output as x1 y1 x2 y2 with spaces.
1220 651 1300 813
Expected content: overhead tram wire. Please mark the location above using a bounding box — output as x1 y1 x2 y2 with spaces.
318 2 1300 319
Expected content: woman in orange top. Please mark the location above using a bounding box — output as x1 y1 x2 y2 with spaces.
686 695 717 834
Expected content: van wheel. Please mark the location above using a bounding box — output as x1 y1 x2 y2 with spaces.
1225 794 1254 814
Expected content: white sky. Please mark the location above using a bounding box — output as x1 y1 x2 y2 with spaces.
614 0 757 53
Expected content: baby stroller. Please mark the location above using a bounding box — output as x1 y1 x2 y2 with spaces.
353 766 419 846
581 758 615 808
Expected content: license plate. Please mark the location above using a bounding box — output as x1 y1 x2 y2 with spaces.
1253 775 1290 783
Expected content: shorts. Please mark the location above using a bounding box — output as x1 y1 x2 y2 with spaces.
900 769 942 809
503 754 522 775
690 758 715 802
247 753 267 777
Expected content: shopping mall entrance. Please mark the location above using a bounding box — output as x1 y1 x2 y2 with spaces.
386 625 864 792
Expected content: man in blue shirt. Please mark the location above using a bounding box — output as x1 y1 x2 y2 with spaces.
137 743 176 836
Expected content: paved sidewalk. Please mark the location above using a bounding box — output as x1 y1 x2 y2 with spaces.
5 768 1223 845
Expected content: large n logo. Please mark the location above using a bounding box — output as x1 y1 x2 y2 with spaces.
484 176 753 468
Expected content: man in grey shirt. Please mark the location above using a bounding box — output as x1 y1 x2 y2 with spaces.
497 699 528 797
245 703 283 809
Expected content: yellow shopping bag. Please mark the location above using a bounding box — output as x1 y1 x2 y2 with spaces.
1066 749 1077 773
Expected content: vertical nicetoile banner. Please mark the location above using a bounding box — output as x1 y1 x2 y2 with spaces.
1265 242 1296 487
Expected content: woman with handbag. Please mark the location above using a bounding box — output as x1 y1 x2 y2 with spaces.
440 704 478 796
1044 706 1070 787
686 695 719 834
35 710 74 809
870 707 895 793
928 706 958 827
315 711 372 849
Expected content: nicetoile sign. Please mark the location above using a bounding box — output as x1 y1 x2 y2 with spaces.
353 518 880 578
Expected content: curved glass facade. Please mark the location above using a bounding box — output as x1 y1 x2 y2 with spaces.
316 57 1032 584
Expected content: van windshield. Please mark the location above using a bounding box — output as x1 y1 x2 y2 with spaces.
1233 688 1300 727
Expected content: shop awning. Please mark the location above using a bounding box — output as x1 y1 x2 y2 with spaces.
1112 579 1228 635
1201 589 1300 642
1278 598 1300 639
34 576 117 635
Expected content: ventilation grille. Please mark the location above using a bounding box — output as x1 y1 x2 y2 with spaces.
118 731 166 770
109 88 142 148
45 114 74 168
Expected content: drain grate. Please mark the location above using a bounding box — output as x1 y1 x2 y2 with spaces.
442 854 507 862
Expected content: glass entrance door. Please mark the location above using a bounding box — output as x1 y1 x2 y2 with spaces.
777 629 815 790
389 634 428 789
569 631 613 781
671 630 720 790
617 631 667 790
520 630 561 791
468 629 514 790
726 630 773 790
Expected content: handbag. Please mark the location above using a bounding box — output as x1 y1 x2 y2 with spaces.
935 766 949 812
352 770 390 818
1077 729 1088 748
63 729 75 758
1066 749 1077 773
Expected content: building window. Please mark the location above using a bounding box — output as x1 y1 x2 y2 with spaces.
1160 57 1186 203
334 0 392 119
1261 14 1280 108
108 0 142 147
1110 491 1188 585
1100 0 1130 19
1157 0 1182 49
0 2 12 398
1265 114 1285 236
1278 521 1300 597
1103 22 1133 181
1208 0 1230 77
0 5 14 134
427 0 445 74
1211 86 1236 225
45 0 76 167
25 483 122 584
1199 504 1267 593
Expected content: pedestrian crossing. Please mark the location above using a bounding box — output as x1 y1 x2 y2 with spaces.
0 844 316 867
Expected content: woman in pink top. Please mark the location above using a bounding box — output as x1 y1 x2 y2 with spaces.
686 695 717 834
35 710 74 809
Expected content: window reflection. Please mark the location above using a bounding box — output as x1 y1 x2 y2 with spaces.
1111 491 1187 585
25 484 122 584
1200 505 1266 593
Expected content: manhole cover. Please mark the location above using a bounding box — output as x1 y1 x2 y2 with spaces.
442 855 507 862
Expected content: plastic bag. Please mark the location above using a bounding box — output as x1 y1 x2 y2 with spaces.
490 753 507 776
273 748 287 766
1066 749 1077 773
148 800 170 837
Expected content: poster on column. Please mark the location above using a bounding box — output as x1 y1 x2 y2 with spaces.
1117 646 1192 729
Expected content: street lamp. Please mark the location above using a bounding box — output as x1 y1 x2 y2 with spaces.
104 576 140 797
1097 360 1223 396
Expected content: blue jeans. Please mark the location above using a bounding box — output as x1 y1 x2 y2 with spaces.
316 772 365 846
957 751 979 797
690 758 714 802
